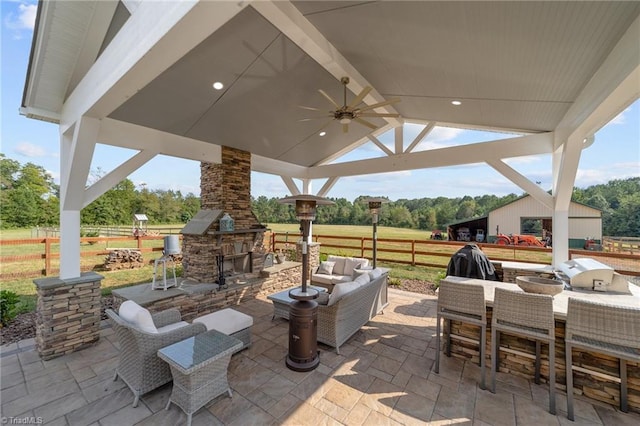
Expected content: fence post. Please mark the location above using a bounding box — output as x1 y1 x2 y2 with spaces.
137 235 143 250
45 237 52 276
360 237 365 258
411 240 416 265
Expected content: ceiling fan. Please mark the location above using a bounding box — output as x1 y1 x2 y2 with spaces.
300 77 400 133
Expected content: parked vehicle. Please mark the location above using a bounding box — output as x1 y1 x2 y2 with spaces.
495 233 548 247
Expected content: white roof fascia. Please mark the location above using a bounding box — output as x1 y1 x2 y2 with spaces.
307 133 554 179
60 0 248 133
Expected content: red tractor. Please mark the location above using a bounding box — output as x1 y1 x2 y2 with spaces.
495 233 549 247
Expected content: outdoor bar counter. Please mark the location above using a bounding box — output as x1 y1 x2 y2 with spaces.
441 276 640 413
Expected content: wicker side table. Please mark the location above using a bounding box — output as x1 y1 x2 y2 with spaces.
158 330 242 426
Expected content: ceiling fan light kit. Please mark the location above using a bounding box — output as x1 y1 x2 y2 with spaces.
300 76 400 133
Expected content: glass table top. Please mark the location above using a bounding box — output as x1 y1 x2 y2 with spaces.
158 329 242 374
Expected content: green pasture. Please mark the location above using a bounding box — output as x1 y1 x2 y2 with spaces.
1 224 552 315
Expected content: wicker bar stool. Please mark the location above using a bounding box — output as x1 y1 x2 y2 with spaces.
435 279 487 389
491 288 556 414
565 298 640 421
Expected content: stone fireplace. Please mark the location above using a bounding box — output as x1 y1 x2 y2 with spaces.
181 147 267 284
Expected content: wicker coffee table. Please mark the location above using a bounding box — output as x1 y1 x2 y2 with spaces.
267 285 327 320
158 330 242 426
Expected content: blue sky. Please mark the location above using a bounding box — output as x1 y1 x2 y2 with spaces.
2 1 639 202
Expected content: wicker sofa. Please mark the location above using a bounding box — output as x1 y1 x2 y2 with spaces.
316 268 389 354
311 255 370 292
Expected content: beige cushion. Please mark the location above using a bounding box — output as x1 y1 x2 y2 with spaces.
119 300 158 334
328 280 367 306
354 273 370 286
344 257 363 276
194 308 253 334
330 275 353 284
317 261 335 275
327 255 347 275
312 274 335 285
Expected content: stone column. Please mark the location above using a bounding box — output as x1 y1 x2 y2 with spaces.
33 272 103 360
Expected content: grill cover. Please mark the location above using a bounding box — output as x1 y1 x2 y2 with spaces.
555 258 630 293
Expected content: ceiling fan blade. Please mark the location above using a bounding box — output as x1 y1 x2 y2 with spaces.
298 105 323 111
347 86 372 109
318 89 341 109
298 114 332 122
358 98 401 112
342 123 349 133
354 117 378 129
358 112 400 118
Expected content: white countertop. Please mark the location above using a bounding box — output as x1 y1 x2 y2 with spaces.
442 276 640 320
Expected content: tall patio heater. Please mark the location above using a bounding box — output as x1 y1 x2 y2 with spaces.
278 194 334 371
364 197 387 268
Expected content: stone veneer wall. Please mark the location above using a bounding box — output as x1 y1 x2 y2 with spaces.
200 147 260 230
112 263 302 322
447 291 640 413
33 272 103 360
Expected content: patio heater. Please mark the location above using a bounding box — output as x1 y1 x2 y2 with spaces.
364 197 387 268
278 194 334 371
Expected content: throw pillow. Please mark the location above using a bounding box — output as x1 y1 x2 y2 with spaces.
317 261 336 275
119 300 158 334
344 257 363 276
368 268 383 280
327 255 347 275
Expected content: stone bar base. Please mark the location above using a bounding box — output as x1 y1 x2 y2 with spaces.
33 272 103 360
448 309 640 413
112 261 303 322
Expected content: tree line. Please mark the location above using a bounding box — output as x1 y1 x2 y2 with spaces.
1 154 638 236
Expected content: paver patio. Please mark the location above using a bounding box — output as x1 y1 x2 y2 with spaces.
2 288 639 425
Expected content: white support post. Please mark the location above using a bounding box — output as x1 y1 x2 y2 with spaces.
59 117 100 279
60 210 81 279
552 209 570 266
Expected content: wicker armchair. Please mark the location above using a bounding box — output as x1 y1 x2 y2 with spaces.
106 308 207 407
565 298 640 421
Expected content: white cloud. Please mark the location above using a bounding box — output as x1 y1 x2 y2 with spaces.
4 2 37 31
14 141 47 157
575 162 640 188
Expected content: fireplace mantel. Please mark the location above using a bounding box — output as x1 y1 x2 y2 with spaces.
207 227 268 245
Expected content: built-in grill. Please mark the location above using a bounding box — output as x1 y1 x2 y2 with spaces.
555 258 631 293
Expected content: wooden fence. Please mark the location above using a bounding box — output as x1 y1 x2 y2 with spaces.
2 232 639 280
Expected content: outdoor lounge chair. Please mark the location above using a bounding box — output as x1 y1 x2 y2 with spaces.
106 303 207 407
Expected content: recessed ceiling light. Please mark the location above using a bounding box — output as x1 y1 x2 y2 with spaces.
451 100 462 106
212 82 224 90
319 131 326 137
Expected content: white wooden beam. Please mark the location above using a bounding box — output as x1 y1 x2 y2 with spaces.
60 117 100 210
281 176 300 195
61 1 248 132
98 118 221 163
252 154 309 178
318 123 395 165
486 159 553 209
317 177 339 198
307 133 553 179
251 1 401 127
369 135 394 157
394 126 403 154
83 150 158 207
405 123 435 154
